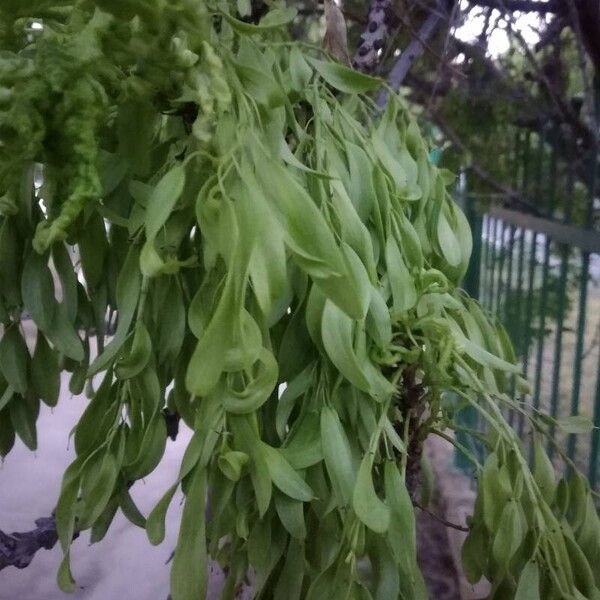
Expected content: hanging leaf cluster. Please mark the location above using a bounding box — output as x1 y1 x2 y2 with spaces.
0 2 598 599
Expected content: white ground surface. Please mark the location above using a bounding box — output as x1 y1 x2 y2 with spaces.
0 373 203 600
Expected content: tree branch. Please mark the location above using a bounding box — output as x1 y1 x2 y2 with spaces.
0 516 59 571
352 0 395 73
377 4 450 107
414 501 470 532
572 0 600 77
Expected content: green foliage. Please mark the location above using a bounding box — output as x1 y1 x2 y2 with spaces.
0 2 599 599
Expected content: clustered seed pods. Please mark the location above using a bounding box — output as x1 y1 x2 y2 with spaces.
0 2 598 600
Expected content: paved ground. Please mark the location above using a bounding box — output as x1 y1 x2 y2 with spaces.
0 375 198 600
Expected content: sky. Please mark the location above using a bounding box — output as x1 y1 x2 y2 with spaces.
454 1 547 57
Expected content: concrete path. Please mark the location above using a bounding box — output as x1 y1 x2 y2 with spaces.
0 374 197 600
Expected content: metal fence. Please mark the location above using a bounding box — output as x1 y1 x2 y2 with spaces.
455 85 600 489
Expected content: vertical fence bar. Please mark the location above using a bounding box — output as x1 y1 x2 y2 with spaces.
587 77 600 487
513 133 531 431
591 346 600 489
463 196 482 299
456 181 482 472
567 146 597 464
495 222 508 317
493 220 506 316
548 146 576 457
519 132 544 437
533 137 559 417
482 214 492 309
486 217 499 311
503 226 516 324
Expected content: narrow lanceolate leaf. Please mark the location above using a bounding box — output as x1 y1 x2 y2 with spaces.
384 462 417 568
31 334 60 407
533 437 556 501
321 299 371 392
308 58 381 93
261 444 315 502
145 165 185 241
492 501 523 571
170 465 208 600
556 415 594 434
0 326 29 395
514 561 540 600
21 252 56 331
320 405 356 506
221 6 297 33
385 237 417 314
353 454 390 534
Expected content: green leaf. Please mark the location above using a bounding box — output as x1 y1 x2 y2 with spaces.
57 552 76 593
274 539 304 600
0 326 29 395
384 462 416 568
21 252 56 331
115 322 152 380
514 560 540 600
221 6 297 33
261 443 314 502
229 414 272 516
533 437 556 502
320 404 356 506
56 457 84 553
218 450 249 482
78 452 119 529
308 58 381 93
556 415 594 434
89 245 141 375
321 299 371 392
46 303 84 362
280 411 323 469
9 398 38 450
51 244 78 322
147 485 179 546
461 525 486 585
221 349 278 414
79 212 108 289
119 489 147 528
353 454 390 534
170 465 208 600
366 287 392 349
231 59 286 107
492 501 524 571
275 492 307 539
0 409 15 457
275 364 314 440
123 409 167 480
289 47 313 92
458 335 521 374
385 237 417 314
436 210 461 267
145 165 185 241
31 334 60 407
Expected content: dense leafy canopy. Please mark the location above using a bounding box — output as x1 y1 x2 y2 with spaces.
0 2 599 599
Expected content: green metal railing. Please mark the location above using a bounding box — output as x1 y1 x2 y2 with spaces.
456 83 600 489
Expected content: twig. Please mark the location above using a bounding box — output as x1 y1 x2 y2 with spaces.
414 501 470 532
